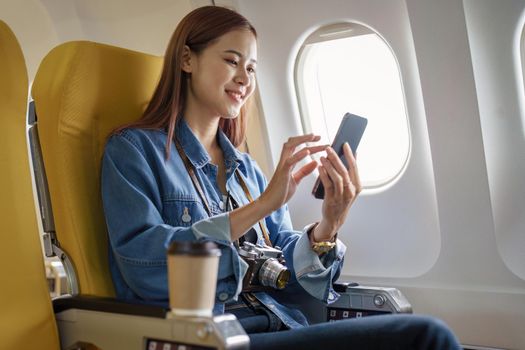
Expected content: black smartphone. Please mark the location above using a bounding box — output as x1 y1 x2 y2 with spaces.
312 113 368 199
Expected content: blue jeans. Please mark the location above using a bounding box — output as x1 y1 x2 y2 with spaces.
243 314 461 350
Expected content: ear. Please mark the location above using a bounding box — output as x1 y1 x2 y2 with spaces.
181 45 193 73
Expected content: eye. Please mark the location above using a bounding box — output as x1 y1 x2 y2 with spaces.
225 59 238 66
247 66 256 74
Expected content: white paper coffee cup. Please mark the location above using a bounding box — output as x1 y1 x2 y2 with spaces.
167 241 221 317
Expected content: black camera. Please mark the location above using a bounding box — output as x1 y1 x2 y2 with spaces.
238 242 290 292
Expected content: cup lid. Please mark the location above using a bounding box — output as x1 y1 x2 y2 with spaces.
167 241 221 257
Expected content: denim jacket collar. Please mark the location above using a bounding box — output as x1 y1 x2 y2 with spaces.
217 125 245 173
175 117 245 173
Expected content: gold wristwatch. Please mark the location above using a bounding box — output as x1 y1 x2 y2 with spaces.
311 240 336 255
308 224 337 255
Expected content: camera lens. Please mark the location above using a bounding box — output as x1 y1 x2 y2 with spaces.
258 258 290 289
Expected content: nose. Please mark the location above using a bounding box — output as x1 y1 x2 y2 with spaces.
234 67 250 86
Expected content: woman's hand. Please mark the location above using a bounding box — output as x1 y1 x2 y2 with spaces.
258 134 327 215
312 142 362 242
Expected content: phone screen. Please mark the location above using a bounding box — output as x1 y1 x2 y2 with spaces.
312 113 368 199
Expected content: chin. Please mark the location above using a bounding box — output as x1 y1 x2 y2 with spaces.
221 110 241 119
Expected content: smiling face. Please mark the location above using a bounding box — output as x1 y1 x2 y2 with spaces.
182 29 257 120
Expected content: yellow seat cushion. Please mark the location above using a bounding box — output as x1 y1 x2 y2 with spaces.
0 20 60 350
32 41 163 296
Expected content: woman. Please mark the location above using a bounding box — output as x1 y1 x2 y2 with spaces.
101 6 461 349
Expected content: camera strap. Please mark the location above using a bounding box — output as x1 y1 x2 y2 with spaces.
174 138 212 215
174 137 272 247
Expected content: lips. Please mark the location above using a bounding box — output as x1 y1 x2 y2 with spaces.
226 90 245 103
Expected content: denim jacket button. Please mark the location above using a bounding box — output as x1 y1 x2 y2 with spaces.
181 207 191 223
219 201 225 210
218 292 229 301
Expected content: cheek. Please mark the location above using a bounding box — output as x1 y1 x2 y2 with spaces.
198 65 229 89
246 80 256 98
212 66 233 84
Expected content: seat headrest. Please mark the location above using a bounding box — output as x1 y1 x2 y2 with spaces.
32 41 163 296
0 20 27 122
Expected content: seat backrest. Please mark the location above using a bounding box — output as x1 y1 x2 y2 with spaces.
31 41 163 296
0 20 60 349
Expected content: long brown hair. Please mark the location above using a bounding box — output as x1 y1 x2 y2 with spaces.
116 6 257 157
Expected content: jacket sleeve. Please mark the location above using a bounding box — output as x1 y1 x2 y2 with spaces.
101 133 246 303
251 161 346 303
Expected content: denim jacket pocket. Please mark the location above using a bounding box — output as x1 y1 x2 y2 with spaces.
162 195 208 227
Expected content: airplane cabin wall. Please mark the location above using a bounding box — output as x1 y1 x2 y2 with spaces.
0 0 194 80
238 0 443 281
238 0 525 348
463 0 525 283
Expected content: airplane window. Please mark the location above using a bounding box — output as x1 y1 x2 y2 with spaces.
295 23 410 189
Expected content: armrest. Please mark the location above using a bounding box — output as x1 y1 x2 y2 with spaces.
333 281 359 292
53 295 249 350
53 295 168 319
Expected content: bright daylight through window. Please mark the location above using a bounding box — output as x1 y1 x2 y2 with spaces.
296 23 410 188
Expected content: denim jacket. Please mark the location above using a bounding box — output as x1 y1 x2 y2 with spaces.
101 118 346 329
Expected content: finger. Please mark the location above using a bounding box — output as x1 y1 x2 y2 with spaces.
285 147 311 170
304 144 329 156
325 147 351 185
287 133 322 147
318 164 334 197
343 143 362 194
320 156 343 197
281 134 321 158
292 160 317 184
284 144 328 170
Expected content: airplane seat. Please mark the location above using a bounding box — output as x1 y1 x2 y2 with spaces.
0 19 60 349
31 41 164 297
31 41 250 349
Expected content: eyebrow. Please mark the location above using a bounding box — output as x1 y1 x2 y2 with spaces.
223 49 257 64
